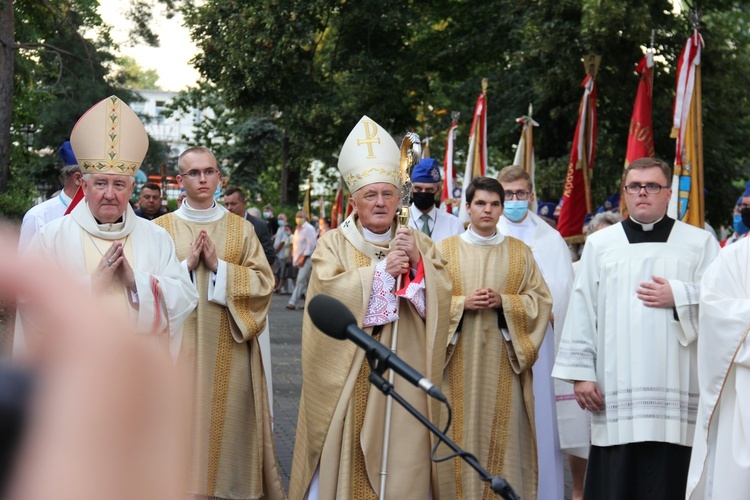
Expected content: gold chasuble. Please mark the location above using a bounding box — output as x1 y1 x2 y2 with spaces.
155 210 284 500
437 233 552 500
289 214 453 499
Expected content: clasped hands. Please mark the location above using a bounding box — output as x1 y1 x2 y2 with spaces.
92 241 136 293
465 288 502 310
186 230 219 272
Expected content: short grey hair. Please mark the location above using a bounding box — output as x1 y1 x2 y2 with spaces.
586 211 622 236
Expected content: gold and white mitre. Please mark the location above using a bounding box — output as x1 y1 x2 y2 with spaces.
70 95 148 176
337 115 400 193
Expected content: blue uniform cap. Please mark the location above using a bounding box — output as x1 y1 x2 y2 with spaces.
58 141 77 167
411 158 441 183
537 202 557 221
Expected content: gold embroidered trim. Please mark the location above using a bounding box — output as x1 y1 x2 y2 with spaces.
484 341 515 498
206 311 233 496
226 217 260 336
441 235 465 497
354 249 371 269
505 238 537 366
450 334 465 499
352 252 377 499
153 213 174 240
481 238 529 496
442 236 463 296
345 166 400 191
225 214 243 263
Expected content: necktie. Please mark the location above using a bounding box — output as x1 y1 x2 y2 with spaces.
420 213 432 237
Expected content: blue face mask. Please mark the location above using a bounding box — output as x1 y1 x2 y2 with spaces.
278 220 285 227
503 200 529 222
733 213 749 235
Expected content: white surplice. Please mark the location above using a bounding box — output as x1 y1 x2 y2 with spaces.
18 201 198 359
552 220 719 448
18 191 72 251
687 237 750 499
499 210 573 500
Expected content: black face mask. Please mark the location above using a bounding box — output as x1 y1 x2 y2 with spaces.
741 207 750 229
412 192 437 211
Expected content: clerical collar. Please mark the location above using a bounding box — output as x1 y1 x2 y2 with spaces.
362 225 393 243
622 215 675 243
94 216 125 232
175 199 226 223
461 225 504 246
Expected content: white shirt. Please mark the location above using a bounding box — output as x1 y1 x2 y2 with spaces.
18 191 72 251
408 204 464 244
293 221 317 262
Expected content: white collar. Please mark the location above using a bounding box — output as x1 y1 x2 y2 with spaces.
71 201 136 239
175 199 227 223
362 225 393 243
461 225 505 246
629 215 664 232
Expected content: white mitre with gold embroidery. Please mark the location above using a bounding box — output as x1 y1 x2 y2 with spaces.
337 115 400 193
70 95 149 176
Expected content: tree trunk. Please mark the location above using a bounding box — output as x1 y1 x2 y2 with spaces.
0 0 15 194
279 134 289 206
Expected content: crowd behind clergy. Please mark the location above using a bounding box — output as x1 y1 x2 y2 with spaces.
5 97 749 500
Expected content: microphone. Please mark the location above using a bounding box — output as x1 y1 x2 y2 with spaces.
308 294 447 403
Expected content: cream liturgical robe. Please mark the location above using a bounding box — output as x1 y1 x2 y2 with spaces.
498 210 574 499
155 202 284 500
289 214 452 500
687 237 750 499
436 230 552 500
19 201 197 356
552 219 719 448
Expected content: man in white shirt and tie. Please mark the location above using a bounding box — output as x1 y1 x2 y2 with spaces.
408 158 464 243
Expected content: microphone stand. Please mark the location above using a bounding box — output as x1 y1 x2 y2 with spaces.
365 350 520 500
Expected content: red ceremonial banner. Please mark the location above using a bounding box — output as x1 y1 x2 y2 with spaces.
625 54 655 165
557 74 598 241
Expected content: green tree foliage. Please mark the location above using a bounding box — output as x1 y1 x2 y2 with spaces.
118 55 161 89
172 0 749 224
1 0 138 216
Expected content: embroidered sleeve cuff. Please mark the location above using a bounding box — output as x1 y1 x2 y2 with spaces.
363 259 399 328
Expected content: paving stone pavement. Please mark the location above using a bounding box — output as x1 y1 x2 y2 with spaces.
266 292 573 497
268 292 304 491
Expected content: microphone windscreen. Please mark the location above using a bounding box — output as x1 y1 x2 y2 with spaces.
307 294 357 340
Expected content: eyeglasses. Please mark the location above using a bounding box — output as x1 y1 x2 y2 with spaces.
181 168 219 179
623 183 669 195
504 191 530 201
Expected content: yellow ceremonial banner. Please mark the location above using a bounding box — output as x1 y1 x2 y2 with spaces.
676 65 704 228
670 30 704 229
